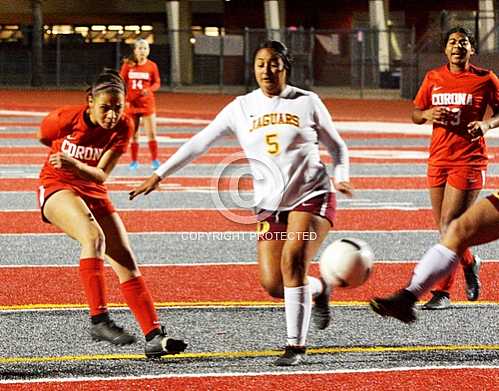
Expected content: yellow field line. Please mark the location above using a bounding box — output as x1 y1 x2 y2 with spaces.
1 300 498 311
2 344 499 365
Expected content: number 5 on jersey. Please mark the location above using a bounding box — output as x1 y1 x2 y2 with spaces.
265 132 280 155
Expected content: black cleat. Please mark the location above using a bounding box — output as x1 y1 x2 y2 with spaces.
422 290 451 310
464 255 481 301
312 278 332 330
370 289 417 324
145 327 187 358
90 320 137 346
274 346 306 366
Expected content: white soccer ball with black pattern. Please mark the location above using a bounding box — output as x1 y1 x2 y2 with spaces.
319 238 374 288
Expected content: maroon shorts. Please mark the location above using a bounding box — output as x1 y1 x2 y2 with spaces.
37 183 116 223
486 191 499 211
427 165 486 191
256 192 336 241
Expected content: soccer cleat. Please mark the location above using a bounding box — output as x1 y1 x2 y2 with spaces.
312 278 332 330
129 161 139 170
145 327 187 358
422 290 451 310
274 346 306 366
90 320 137 346
370 289 417 324
151 160 161 170
464 256 481 301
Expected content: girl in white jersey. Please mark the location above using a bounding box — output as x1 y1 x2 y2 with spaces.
130 40 353 366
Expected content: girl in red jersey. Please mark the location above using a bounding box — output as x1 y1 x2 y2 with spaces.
37 69 186 357
410 27 499 309
120 39 161 170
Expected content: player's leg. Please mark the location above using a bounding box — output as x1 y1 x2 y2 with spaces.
370 195 499 323
434 181 481 294
407 194 497 298
302 215 332 330
447 168 485 301
129 114 141 170
274 210 330 366
257 239 285 298
142 113 159 169
96 211 187 357
43 190 136 345
423 183 454 308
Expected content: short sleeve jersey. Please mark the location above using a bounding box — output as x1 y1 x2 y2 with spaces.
414 64 499 168
155 86 349 211
119 59 160 111
38 105 133 198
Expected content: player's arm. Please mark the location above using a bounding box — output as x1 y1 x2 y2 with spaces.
119 62 129 82
467 74 499 140
466 108 499 141
149 63 160 92
412 107 455 125
313 96 353 197
48 148 122 184
411 72 455 125
129 105 233 199
37 110 63 146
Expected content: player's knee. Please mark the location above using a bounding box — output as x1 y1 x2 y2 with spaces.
445 218 472 251
260 277 283 298
439 216 452 235
281 248 306 278
81 223 106 255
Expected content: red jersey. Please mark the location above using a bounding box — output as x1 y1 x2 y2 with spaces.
414 64 499 168
39 105 133 198
119 59 160 115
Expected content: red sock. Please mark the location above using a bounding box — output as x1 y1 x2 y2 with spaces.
120 276 160 336
130 142 139 162
79 258 108 316
148 140 158 161
460 248 474 267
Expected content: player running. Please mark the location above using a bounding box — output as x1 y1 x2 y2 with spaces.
370 190 499 323
130 40 353 366
411 26 499 309
36 69 186 357
120 39 161 170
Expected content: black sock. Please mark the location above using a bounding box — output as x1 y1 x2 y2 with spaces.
145 328 161 342
91 312 110 325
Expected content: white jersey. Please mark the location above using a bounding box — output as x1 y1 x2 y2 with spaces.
155 85 349 211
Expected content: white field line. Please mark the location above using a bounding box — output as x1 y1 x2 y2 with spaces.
0 229 438 237
2 108 499 137
1 259 498 268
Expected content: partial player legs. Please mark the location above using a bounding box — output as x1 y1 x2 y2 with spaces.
96 212 186 356
142 114 159 169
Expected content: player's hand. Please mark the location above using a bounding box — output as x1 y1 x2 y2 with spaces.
48 152 78 170
129 174 161 200
426 107 457 125
140 88 149 97
467 120 488 141
334 181 354 198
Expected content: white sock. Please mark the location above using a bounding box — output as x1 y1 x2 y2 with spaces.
284 285 312 347
308 276 323 298
406 244 459 298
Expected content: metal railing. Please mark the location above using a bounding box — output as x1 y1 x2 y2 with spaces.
0 19 498 100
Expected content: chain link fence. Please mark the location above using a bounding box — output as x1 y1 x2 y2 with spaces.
1 21 498 99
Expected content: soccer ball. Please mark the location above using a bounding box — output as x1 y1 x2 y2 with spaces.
319 238 374 288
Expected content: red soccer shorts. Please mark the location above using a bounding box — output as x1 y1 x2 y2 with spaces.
256 192 336 241
37 183 116 223
427 165 486 191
